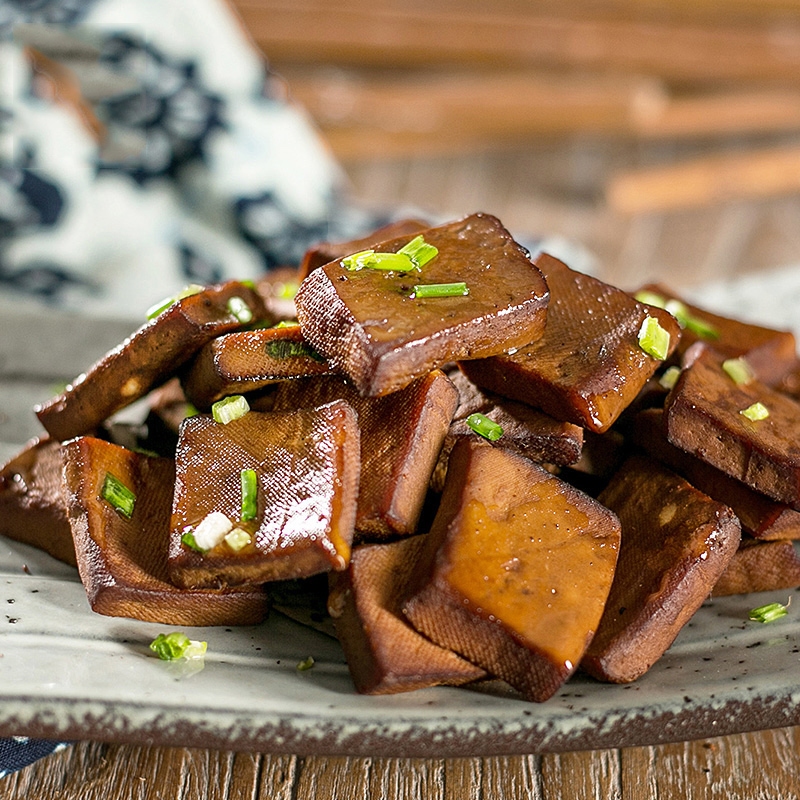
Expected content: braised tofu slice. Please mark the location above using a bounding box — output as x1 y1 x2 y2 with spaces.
272 371 457 540
583 455 740 684
403 438 620 703
299 218 430 281
168 400 360 589
254 266 301 321
295 213 549 397
62 437 268 625
460 254 681 433
181 325 335 409
664 347 800 506
633 408 800 540
0 437 76 567
431 370 583 491
636 283 798 386
36 281 267 442
713 539 800 597
329 536 486 695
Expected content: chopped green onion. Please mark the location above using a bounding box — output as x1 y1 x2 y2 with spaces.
212 394 250 424
225 527 252 552
749 601 788 623
184 403 200 419
192 512 234 551
275 281 299 300
659 366 682 390
181 530 206 553
150 632 207 661
638 316 671 361
100 472 136 519
265 338 326 362
273 320 300 328
397 235 438 269
227 296 253 324
241 469 258 521
466 413 504 441
723 357 755 386
683 315 719 340
634 290 667 308
145 284 204 320
240 279 256 290
413 282 469 298
740 402 769 422
341 250 416 272
297 656 315 671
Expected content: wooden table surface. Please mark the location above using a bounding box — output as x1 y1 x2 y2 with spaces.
2 727 800 798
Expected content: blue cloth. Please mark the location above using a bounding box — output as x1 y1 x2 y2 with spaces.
0 737 69 778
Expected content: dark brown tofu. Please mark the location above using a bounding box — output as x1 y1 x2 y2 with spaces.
180 325 335 409
712 539 800 597
62 437 269 625
36 281 267 442
403 438 621 703
0 437 76 567
460 254 681 433
168 400 360 589
633 408 800 540
298 218 430 281
431 369 583 491
254 266 301 321
637 283 798 386
328 536 486 694
582 455 740 684
272 371 458 540
664 347 800 506
295 213 549 397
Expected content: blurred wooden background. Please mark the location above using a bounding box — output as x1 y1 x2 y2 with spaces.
228 0 800 291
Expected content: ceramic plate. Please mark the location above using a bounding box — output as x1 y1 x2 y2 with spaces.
1 268 800 757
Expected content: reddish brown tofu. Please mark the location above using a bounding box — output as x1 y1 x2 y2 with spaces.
637 283 798 386
181 325 335 409
168 401 360 589
403 438 620 702
460 254 680 433
633 408 800 540
664 348 800 506
295 214 549 397
272 371 457 540
62 437 268 625
36 281 267 442
583 455 740 684
329 536 486 694
712 539 800 596
299 218 430 281
0 437 76 567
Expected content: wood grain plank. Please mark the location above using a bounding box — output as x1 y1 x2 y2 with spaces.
293 756 371 800
256 754 299 800
540 749 622 800
478 755 544 799
368 758 445 799
442 758 481 800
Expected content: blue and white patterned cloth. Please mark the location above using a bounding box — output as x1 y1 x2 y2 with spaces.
0 0 389 318
0 0 396 776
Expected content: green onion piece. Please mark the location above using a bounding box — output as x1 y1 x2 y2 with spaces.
341 249 416 272
683 315 719 340
212 395 250 425
184 403 200 419
466 413 503 441
240 279 256 290
100 472 136 519
181 530 206 553
638 316 671 361
145 284 204 320
273 320 300 328
723 357 755 386
740 402 769 422
297 656 315 671
240 469 258 521
413 282 469 298
150 632 207 661
227 296 253 324
225 528 252 552
659 366 682 390
275 280 299 300
664 299 690 327
634 290 667 309
397 235 438 269
749 601 788 623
